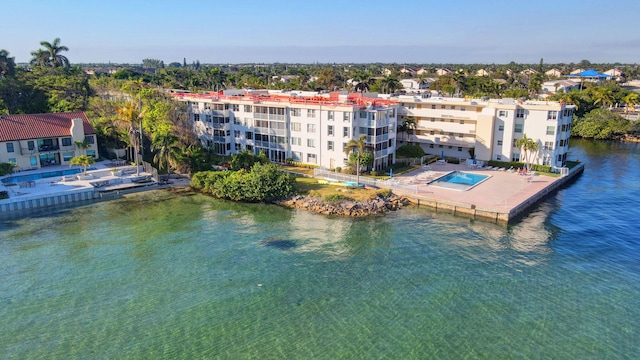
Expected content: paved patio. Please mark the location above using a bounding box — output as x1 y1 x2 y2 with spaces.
389 162 562 216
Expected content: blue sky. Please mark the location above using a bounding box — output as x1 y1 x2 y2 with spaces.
2 0 639 64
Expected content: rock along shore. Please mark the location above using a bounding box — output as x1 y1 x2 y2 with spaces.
275 194 411 217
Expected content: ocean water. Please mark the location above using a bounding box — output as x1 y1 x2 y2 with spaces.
1 139 639 359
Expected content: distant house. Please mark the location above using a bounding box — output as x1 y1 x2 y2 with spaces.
566 69 613 83
436 68 453 76
416 68 430 75
604 68 624 80
0 112 98 171
382 68 393 76
520 68 539 76
476 69 492 76
545 69 563 77
541 80 580 94
400 68 417 75
570 68 585 75
400 78 436 92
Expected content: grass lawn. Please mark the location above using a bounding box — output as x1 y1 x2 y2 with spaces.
294 177 386 202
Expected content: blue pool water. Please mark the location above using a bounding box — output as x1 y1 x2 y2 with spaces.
428 170 489 191
1 167 96 184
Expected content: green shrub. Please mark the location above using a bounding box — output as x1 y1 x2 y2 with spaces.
376 189 393 198
191 163 296 202
370 171 378 176
0 191 8 200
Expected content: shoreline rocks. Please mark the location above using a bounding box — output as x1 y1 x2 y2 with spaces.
275 194 411 217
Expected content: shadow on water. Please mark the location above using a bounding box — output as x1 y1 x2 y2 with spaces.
260 238 298 250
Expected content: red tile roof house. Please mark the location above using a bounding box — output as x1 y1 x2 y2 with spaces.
0 112 98 172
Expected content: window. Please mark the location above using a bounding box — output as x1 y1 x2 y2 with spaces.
451 106 456 110
343 112 350 121
458 147 463 151
235 144 242 151
429 144 434 148
194 114 200 122
245 132 253 140
431 105 436 109
327 141 334 151
291 122 301 132
359 112 367 119
28 141 35 150
498 110 507 117
63 152 74 161
328 125 334 136
343 127 349 137
460 120 465 124
291 108 301 117
458 133 464 138
87 150 96 158
496 155 502 161
547 111 558 120
307 124 316 133
546 126 555 135
514 124 523 133
497 140 503 146
431 118 435 122
244 105 252 112
291 137 301 146
6 143 14 153
328 111 334 120
8 157 16 164
307 153 317 164
307 139 316 148
544 141 554 150
291 151 302 161
62 138 72 146
441 105 445 109
512 154 520 162
449 132 454 136
498 125 504 131
231 104 239 112
516 109 525 118
430 131 435 135
234 130 240 138
307 109 316 117
461 106 466 111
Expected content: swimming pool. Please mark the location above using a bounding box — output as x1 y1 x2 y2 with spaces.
427 171 490 191
1 168 96 184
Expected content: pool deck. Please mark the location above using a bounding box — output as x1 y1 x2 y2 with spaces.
388 162 583 224
0 161 164 215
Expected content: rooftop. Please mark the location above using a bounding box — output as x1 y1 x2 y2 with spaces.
0 112 96 142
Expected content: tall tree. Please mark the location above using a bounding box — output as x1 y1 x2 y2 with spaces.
36 38 70 67
151 132 181 180
0 50 16 77
344 134 369 185
115 101 145 174
623 92 639 113
30 49 50 67
515 134 539 171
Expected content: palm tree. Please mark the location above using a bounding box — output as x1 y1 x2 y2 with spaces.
623 92 639 113
69 155 95 175
30 49 50 67
589 86 616 108
398 116 416 142
152 133 181 181
0 49 15 77
453 70 466 96
378 76 402 94
38 38 70 67
74 140 90 156
115 101 145 175
344 134 369 185
515 134 539 171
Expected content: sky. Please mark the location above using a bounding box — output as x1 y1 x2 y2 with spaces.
2 0 639 65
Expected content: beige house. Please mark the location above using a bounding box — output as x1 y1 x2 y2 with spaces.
545 69 563 77
0 112 98 171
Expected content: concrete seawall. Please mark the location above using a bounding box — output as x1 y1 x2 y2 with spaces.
0 188 100 214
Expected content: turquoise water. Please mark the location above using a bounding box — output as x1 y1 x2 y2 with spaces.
428 170 489 190
1 167 97 184
1 139 639 359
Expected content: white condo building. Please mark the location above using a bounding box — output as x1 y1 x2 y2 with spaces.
175 90 574 171
173 90 399 171
396 95 574 169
